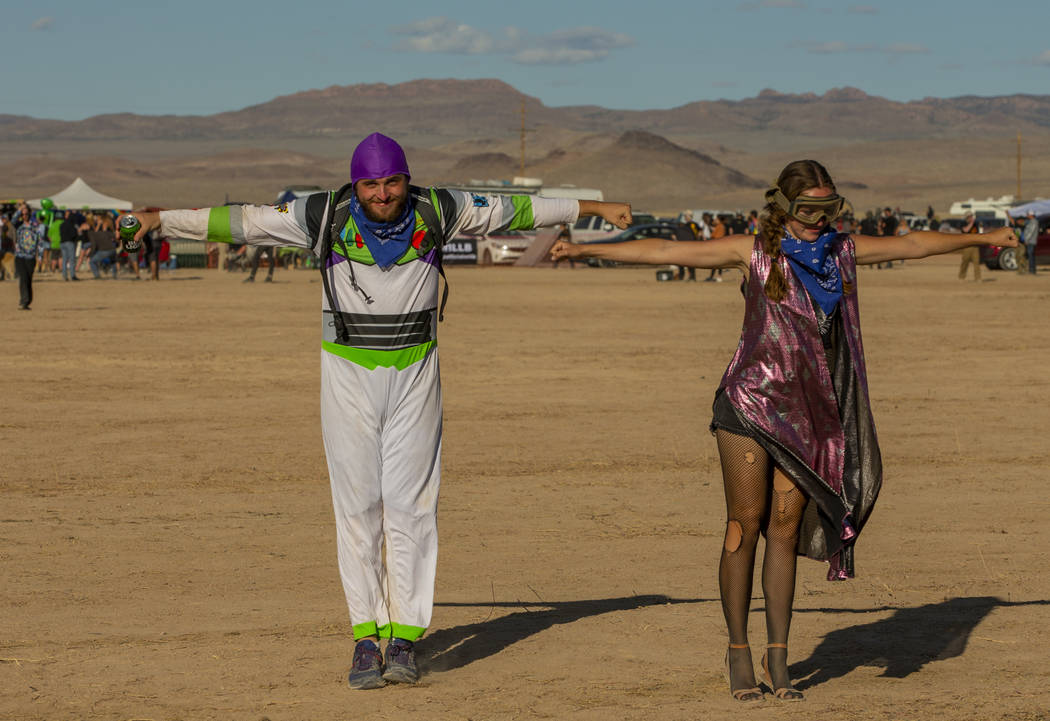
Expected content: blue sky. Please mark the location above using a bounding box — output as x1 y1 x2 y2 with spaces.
2 0 1047 121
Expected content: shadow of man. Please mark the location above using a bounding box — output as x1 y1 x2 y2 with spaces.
791 596 1049 691
424 594 713 673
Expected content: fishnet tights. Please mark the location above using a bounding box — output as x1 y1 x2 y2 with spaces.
716 429 807 693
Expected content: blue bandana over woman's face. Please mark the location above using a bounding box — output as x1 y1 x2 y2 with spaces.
782 228 842 315
346 193 417 269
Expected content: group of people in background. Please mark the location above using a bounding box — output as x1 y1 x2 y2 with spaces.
673 210 755 281
2 196 1043 312
0 202 171 309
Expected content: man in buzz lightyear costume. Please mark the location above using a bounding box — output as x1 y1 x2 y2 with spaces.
125 133 632 689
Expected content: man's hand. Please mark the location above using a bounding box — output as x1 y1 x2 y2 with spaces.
598 202 632 230
579 200 632 230
986 226 1018 248
122 211 162 243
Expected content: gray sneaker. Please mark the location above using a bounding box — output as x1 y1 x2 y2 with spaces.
382 638 419 684
347 640 385 690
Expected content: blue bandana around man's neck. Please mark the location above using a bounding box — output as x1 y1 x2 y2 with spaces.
346 193 417 269
782 228 842 315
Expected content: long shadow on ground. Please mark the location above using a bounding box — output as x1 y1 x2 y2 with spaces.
424 594 713 672
790 596 1050 690
425 594 1049 684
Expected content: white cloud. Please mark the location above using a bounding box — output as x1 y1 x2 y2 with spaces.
1035 49 1050 66
739 0 807 9
31 16 54 31
389 17 494 54
513 27 634 65
543 27 634 52
807 41 850 53
885 43 929 54
795 40 928 55
796 41 874 53
389 19 635 66
514 48 609 65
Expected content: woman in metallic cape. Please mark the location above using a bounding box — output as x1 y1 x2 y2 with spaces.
551 160 1017 703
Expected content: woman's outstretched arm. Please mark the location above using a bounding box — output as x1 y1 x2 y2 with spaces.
854 226 1016 265
551 234 753 271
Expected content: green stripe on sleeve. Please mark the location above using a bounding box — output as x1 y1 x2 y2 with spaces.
508 195 535 230
207 206 234 244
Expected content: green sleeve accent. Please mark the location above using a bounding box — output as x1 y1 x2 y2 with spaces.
352 621 379 640
322 340 435 370
508 195 535 230
430 188 442 227
207 206 234 244
381 622 426 642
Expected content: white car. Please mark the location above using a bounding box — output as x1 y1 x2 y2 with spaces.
464 230 536 265
570 212 658 243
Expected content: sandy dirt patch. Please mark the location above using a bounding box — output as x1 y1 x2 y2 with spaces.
1 256 1048 720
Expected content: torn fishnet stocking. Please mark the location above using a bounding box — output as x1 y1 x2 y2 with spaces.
762 469 807 691
715 430 810 695
715 430 769 693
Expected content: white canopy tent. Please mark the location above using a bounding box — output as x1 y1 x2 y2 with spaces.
28 177 133 211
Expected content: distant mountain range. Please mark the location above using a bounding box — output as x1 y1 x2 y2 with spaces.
3 79 1047 212
3 79 1048 146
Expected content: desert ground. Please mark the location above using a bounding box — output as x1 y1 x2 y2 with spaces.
1 256 1048 720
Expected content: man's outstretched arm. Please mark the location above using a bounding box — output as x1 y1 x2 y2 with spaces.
437 190 633 239
121 199 323 252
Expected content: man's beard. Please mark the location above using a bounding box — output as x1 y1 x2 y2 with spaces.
361 197 406 223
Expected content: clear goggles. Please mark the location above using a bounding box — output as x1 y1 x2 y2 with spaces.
767 187 846 225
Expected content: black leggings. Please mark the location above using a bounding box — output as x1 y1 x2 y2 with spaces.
15 256 34 307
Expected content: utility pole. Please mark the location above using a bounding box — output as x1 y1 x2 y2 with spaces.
518 101 536 178
1016 131 1022 199
520 101 527 177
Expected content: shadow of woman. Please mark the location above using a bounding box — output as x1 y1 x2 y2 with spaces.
423 594 714 673
790 596 1049 691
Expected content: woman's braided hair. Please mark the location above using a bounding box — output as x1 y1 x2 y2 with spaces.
759 159 840 302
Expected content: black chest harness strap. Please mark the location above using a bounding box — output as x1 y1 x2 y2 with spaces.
318 184 448 345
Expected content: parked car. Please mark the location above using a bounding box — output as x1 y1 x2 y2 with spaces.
459 230 536 265
571 212 658 243
580 223 676 267
980 215 1050 270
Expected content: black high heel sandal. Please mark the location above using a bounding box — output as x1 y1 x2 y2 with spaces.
724 643 764 703
760 643 804 701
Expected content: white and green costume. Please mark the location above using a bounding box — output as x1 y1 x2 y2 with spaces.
160 188 578 641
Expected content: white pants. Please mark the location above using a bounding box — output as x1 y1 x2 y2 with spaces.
320 349 442 641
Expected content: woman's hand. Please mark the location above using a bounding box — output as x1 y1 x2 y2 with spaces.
550 240 583 261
